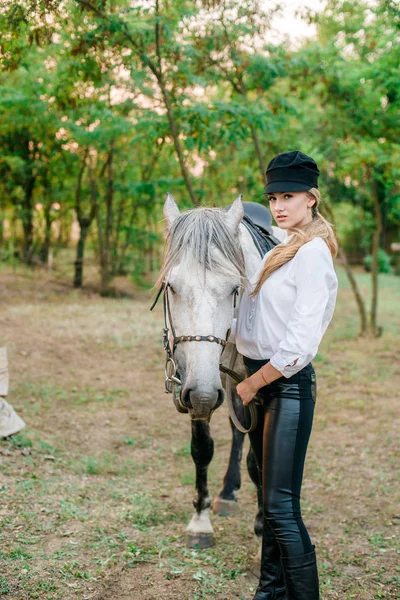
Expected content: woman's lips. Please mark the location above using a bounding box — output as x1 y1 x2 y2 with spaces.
276 216 287 221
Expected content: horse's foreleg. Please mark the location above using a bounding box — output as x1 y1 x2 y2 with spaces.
185 420 215 548
246 444 264 577
246 445 263 539
213 389 245 516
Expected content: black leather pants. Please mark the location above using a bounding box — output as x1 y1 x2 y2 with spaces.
244 357 317 559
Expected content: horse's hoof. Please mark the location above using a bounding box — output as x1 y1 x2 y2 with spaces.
211 497 239 516
185 532 215 549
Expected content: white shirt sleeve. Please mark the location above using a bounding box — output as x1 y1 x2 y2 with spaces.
269 245 338 378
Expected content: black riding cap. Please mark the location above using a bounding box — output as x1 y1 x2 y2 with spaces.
265 151 320 194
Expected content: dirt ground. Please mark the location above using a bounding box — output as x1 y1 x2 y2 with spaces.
0 265 399 600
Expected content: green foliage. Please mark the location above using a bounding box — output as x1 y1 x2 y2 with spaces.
333 202 364 257
0 0 398 301
364 249 393 274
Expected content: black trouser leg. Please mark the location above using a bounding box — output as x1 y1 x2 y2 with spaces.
245 358 319 600
247 385 286 599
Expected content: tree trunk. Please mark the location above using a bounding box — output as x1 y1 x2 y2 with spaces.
74 220 90 288
322 202 368 336
73 148 97 289
153 1 198 207
370 178 383 336
97 144 115 296
111 192 127 276
0 196 5 246
21 176 35 265
158 81 199 207
337 246 368 335
41 202 52 264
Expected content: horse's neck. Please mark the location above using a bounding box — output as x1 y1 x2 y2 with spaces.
239 223 264 279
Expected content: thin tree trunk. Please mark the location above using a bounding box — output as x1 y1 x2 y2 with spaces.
370 178 383 336
337 245 368 334
73 149 97 288
0 196 5 246
118 205 137 274
22 176 35 265
159 82 199 206
97 144 115 296
74 220 89 288
322 202 368 336
111 192 127 276
42 204 52 264
153 0 198 207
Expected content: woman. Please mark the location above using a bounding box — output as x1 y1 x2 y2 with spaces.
236 151 338 600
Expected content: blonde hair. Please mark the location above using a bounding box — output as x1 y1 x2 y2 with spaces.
251 188 338 296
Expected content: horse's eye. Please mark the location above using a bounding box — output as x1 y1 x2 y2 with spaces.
231 286 239 295
168 284 176 295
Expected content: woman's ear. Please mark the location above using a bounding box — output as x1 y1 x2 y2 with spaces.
306 193 317 209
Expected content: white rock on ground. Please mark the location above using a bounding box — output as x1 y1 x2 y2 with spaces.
0 347 26 438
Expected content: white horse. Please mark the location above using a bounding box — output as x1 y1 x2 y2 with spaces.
159 193 277 549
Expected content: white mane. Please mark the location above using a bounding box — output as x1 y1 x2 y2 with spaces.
158 207 246 287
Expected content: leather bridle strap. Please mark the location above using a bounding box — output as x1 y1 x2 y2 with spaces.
174 334 227 348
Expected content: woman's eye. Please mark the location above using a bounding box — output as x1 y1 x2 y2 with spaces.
284 194 292 199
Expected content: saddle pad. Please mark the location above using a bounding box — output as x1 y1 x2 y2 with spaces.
242 215 279 258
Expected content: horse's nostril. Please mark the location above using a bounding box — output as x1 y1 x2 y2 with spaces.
216 388 225 408
181 388 193 409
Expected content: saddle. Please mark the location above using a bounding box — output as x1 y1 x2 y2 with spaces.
241 202 279 257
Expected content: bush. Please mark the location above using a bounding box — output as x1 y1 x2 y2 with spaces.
364 249 393 274
332 203 364 260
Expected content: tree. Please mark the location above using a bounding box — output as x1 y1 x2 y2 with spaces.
283 0 400 335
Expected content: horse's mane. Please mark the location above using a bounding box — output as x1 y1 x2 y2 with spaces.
157 207 245 287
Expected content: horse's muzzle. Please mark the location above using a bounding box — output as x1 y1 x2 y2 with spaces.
182 388 224 420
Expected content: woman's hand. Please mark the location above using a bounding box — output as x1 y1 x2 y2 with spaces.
236 377 259 406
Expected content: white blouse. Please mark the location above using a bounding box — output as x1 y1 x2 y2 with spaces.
235 236 338 378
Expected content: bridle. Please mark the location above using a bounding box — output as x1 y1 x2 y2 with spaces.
150 282 236 408
150 282 257 433
150 211 279 432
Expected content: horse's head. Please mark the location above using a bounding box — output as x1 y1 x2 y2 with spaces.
160 193 244 421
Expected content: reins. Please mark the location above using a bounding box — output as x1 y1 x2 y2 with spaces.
219 346 258 434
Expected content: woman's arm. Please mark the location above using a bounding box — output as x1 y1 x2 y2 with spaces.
269 244 337 378
236 361 282 405
236 243 337 404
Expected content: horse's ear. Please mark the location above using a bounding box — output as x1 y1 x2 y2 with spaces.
164 192 180 232
226 195 244 231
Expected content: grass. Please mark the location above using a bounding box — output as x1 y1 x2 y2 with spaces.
0 265 399 599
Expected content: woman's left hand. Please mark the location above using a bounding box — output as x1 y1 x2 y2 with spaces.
236 378 259 406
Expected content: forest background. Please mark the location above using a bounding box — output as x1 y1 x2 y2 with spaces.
0 0 399 336
0 2 399 599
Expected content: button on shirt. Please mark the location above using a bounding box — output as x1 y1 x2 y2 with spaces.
235 236 338 378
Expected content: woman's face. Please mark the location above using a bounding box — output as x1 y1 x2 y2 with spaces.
267 191 315 230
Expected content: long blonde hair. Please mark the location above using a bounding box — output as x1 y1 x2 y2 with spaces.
251 189 338 296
